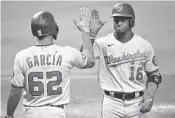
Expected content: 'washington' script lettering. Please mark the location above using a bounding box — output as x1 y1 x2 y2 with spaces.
104 50 150 65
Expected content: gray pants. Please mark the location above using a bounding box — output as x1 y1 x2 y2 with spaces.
24 106 66 118
102 95 147 118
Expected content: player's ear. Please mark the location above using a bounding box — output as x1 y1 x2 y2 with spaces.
129 17 135 28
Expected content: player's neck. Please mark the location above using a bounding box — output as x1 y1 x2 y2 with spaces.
36 35 54 46
114 31 134 43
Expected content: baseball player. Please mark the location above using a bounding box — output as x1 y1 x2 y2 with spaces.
82 3 162 118
5 8 95 118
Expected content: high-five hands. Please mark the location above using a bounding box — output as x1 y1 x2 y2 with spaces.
90 9 107 38
73 7 106 37
73 7 90 33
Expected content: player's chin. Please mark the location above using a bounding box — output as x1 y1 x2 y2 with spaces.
115 30 124 34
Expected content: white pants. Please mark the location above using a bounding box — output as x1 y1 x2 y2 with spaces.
102 95 147 118
24 106 66 118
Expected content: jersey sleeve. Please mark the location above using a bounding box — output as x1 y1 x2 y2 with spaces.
10 52 25 88
71 47 88 69
144 44 159 74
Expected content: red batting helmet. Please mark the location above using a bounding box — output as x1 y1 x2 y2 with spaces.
31 11 59 39
111 3 135 27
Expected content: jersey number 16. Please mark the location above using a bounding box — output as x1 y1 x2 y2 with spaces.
129 66 144 84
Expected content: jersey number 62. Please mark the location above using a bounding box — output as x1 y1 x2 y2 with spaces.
28 71 62 96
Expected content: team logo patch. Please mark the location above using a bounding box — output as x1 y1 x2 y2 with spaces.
81 53 87 60
154 77 159 82
37 30 42 36
152 55 157 66
115 4 123 12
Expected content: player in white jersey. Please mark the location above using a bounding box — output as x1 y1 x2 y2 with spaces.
82 3 162 118
5 8 95 118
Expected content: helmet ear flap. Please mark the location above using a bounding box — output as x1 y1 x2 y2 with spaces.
129 17 135 27
53 24 59 40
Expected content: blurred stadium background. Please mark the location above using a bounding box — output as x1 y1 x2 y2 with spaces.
1 1 175 118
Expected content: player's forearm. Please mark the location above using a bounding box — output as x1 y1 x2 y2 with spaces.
81 32 95 68
146 82 157 100
146 72 162 99
7 86 22 116
80 29 96 52
80 38 95 52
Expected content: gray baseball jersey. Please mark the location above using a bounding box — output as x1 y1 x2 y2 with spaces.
94 33 159 92
11 44 88 106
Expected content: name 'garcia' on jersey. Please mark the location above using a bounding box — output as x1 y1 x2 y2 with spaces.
104 50 150 65
26 54 62 68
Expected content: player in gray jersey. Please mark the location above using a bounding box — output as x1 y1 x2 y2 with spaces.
81 2 162 118
5 8 95 118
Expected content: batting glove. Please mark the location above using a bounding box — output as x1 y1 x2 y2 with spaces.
73 7 90 33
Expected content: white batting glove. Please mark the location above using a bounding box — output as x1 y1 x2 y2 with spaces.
73 7 90 33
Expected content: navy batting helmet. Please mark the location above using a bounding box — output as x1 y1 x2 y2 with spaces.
31 11 59 39
111 3 135 27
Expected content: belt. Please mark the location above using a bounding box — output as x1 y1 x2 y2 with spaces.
50 104 64 108
104 90 144 101
24 104 64 109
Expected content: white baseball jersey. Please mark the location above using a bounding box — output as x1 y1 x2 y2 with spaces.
94 33 159 92
11 44 88 106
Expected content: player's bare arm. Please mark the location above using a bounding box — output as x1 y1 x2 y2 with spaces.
6 86 22 118
140 71 162 113
139 45 163 114
73 7 95 68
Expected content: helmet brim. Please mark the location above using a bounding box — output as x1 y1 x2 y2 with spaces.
110 13 134 18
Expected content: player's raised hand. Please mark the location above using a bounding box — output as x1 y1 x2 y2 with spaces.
73 7 90 33
90 9 107 38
